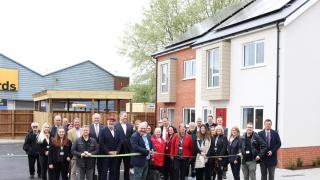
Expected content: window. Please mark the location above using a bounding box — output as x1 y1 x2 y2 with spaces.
159 108 166 120
160 63 168 93
183 108 195 124
203 106 212 123
167 108 175 125
207 48 219 88
242 107 264 129
184 60 196 79
244 41 264 67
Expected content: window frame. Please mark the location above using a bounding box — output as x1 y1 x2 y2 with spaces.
159 108 166 120
167 107 175 125
160 63 169 94
207 48 220 89
202 106 212 124
183 59 196 80
241 106 264 130
242 40 265 68
183 107 195 125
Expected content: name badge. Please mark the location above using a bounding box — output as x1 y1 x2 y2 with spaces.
166 147 168 150
246 151 250 154
46 146 50 149
60 151 64 156
179 147 183 150
214 147 217 151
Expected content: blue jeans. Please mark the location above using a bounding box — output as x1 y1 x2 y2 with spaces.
133 160 149 180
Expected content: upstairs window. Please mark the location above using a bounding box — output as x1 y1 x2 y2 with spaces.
244 41 264 67
160 63 168 93
207 48 220 88
184 59 196 79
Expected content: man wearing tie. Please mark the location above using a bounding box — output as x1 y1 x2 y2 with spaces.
89 113 105 180
258 119 281 180
68 118 82 180
100 115 122 180
115 112 134 180
160 117 169 141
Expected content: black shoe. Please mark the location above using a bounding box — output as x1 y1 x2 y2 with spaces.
29 175 34 179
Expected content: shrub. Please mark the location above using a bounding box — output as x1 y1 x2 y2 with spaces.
296 157 303 167
312 160 317 166
316 158 320 166
288 161 296 169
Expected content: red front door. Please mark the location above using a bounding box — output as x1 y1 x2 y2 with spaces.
216 108 227 127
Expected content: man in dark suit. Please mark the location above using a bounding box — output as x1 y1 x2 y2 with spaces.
99 115 122 180
130 121 154 180
159 117 169 140
50 115 62 138
115 112 134 180
205 114 217 129
89 113 105 180
258 119 281 180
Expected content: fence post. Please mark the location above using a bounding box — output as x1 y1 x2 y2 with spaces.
11 110 15 137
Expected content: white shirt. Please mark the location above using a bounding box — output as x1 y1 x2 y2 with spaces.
162 126 168 141
121 123 127 135
95 124 99 137
110 128 115 137
76 128 81 138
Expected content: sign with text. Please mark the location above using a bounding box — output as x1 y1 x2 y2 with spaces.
0 68 19 91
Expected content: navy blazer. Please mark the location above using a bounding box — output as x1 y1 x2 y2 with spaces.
258 129 281 166
99 127 122 154
228 136 241 163
115 122 134 153
130 132 154 167
89 123 105 143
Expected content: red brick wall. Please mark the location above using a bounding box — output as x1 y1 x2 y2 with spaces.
277 146 320 168
156 48 196 128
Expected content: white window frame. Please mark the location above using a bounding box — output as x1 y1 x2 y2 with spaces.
183 107 195 125
167 107 175 125
159 108 166 120
207 48 220 89
241 106 264 130
183 59 196 80
160 63 168 94
202 106 212 124
242 40 265 68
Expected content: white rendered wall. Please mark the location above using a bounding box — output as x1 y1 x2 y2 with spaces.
280 0 320 148
227 27 278 131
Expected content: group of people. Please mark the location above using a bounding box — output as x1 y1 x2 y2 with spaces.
23 112 281 180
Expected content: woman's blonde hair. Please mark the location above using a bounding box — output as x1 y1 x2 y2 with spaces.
37 122 50 143
214 125 224 135
229 126 240 139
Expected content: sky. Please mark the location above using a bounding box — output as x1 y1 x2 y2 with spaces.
0 0 149 77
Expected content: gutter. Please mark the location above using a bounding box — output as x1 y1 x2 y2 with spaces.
155 57 158 124
275 22 280 131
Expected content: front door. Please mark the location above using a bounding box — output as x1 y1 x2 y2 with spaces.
216 108 227 127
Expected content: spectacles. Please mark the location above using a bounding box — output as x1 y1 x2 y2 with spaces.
32 126 38 128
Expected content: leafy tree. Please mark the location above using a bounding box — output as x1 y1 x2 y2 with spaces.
119 0 239 102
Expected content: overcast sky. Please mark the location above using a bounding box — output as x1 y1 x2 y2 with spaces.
0 0 149 77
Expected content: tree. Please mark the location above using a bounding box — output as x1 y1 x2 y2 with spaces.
119 0 239 102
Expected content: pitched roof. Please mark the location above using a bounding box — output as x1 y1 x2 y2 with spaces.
0 53 128 78
193 0 309 46
152 0 254 57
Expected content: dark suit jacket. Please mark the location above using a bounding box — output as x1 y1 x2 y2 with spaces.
258 129 281 166
99 127 122 154
208 135 228 166
115 122 134 153
89 123 105 144
130 132 154 167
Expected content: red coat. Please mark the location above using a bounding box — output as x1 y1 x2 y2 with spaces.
170 134 193 159
165 134 177 154
151 136 165 167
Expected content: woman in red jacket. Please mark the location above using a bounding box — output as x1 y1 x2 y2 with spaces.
150 127 165 180
170 123 193 180
163 126 177 180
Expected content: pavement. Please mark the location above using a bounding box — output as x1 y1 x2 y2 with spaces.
0 142 319 180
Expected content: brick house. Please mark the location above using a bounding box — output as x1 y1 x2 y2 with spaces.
153 0 320 168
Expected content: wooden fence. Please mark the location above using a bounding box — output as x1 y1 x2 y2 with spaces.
0 110 156 138
0 110 33 137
